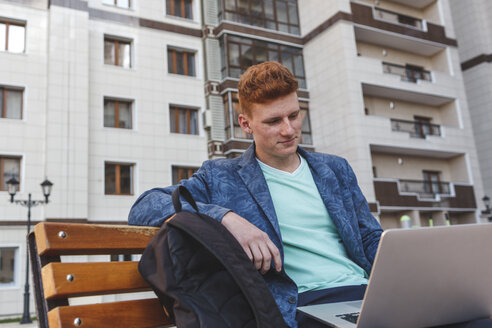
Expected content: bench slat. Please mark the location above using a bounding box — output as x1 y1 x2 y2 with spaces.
47 298 172 328
42 262 151 299
31 222 172 327
35 222 159 256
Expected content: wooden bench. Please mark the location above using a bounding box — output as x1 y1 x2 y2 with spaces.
28 222 173 328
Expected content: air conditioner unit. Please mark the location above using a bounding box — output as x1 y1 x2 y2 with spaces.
203 109 212 128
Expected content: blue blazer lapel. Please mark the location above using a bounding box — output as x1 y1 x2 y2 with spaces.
237 145 282 244
299 148 357 240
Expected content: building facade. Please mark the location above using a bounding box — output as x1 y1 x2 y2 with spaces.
297 0 483 229
0 0 209 317
0 0 485 319
448 0 492 211
201 0 484 228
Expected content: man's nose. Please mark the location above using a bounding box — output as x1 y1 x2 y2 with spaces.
280 119 295 135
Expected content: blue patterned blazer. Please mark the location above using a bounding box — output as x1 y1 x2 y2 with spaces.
128 144 383 327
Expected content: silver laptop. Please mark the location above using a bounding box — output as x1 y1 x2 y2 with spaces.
297 223 492 328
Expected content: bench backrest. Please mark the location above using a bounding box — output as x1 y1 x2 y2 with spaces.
29 222 172 328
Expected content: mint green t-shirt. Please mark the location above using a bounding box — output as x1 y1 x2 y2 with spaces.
258 155 368 293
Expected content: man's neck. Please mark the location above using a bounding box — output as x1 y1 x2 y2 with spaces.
256 152 301 173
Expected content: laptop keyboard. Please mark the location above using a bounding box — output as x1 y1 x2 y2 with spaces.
336 312 360 324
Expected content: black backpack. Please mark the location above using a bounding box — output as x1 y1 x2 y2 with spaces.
138 186 288 328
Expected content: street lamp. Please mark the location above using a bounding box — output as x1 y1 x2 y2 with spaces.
482 195 492 222
6 177 53 324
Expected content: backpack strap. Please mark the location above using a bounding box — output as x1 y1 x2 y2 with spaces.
169 211 289 328
172 185 200 214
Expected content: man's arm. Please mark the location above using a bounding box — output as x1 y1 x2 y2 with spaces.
222 212 282 273
128 162 282 273
128 162 230 227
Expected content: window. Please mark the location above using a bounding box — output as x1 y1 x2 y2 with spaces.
405 64 428 83
218 0 300 35
172 166 199 184
299 101 312 145
0 247 17 285
102 0 131 9
104 37 131 68
0 86 23 119
423 171 442 194
105 162 134 195
167 48 196 76
170 105 198 135
414 116 433 138
104 98 132 129
220 35 306 88
223 92 252 140
0 20 25 53
167 0 193 19
0 156 20 192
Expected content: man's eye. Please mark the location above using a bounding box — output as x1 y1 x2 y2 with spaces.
290 112 299 119
267 120 280 124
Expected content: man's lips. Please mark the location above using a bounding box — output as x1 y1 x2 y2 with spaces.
278 137 297 144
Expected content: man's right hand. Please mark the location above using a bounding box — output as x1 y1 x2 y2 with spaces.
221 211 282 274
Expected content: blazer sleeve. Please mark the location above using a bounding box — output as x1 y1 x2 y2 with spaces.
343 159 383 264
128 161 231 227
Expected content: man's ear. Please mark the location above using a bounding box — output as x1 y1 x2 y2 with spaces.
238 113 252 135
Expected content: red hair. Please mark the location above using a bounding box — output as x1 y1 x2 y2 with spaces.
237 62 298 117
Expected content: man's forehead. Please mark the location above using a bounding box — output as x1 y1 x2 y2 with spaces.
249 93 299 117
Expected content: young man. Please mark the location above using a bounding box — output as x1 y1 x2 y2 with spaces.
129 62 383 327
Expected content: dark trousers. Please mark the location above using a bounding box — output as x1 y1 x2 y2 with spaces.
296 285 492 328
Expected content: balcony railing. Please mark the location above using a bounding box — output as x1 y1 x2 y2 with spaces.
399 179 451 199
374 7 424 30
382 62 432 83
374 180 476 209
390 119 441 138
382 62 432 82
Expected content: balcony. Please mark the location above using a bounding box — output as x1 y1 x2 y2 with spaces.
390 119 441 138
382 62 432 83
351 2 456 56
374 7 424 30
398 179 450 199
374 179 477 209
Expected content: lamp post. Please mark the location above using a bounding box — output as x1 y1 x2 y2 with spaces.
482 195 492 222
6 177 53 324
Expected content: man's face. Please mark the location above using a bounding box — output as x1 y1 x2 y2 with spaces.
238 92 302 166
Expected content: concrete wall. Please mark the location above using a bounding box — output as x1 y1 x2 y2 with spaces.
303 21 378 200
371 152 468 182
364 96 448 124
357 41 449 73
0 2 49 222
449 0 492 200
45 5 90 220
298 0 350 36
448 0 492 62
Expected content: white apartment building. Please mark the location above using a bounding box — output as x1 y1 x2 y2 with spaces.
449 0 492 213
298 0 484 228
0 0 208 318
0 0 486 320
